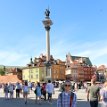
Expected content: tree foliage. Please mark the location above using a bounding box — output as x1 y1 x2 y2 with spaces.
0 68 5 75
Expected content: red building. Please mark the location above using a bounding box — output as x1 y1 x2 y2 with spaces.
65 53 96 82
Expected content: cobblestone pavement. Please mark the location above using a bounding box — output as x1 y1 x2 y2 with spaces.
0 88 102 107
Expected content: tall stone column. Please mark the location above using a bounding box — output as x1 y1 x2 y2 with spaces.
45 26 50 61
42 9 53 80
42 9 53 62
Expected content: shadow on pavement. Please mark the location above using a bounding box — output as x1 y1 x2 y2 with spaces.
77 100 101 107
0 97 57 107
0 97 102 107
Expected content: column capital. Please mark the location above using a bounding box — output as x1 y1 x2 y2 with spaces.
45 26 51 31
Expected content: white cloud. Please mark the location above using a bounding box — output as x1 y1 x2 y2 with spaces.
0 50 30 66
0 37 107 67
50 39 107 66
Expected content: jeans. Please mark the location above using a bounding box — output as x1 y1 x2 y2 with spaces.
90 101 98 107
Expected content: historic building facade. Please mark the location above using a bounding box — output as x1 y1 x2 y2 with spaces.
65 53 96 82
22 66 46 82
22 54 65 82
51 60 65 81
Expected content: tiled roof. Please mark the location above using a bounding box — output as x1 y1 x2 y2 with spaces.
0 75 21 83
71 56 92 66
98 65 106 70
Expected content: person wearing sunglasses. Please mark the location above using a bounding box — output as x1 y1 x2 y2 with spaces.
57 81 77 107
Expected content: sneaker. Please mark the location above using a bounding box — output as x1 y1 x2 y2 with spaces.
49 102 52 104
48 101 52 104
25 101 27 104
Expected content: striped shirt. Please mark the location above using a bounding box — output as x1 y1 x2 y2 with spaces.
57 92 77 107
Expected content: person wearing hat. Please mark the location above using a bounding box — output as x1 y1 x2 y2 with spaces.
57 81 77 107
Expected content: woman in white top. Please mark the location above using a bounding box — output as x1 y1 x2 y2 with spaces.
23 81 29 104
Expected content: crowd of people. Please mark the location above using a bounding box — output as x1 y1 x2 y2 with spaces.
1 77 107 107
58 76 107 107
2 80 54 105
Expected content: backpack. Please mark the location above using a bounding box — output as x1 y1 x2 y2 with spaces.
60 92 74 107
34 89 37 94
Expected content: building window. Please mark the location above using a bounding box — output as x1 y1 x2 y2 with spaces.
31 75 33 79
60 70 63 74
36 70 38 73
23 75 25 79
67 65 70 68
57 75 58 78
31 70 33 73
36 74 38 79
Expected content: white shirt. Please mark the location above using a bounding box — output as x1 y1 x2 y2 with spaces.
16 83 21 89
9 85 14 92
46 83 54 93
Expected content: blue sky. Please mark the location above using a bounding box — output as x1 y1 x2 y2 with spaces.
0 0 107 66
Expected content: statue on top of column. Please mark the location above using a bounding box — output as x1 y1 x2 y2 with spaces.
45 9 50 18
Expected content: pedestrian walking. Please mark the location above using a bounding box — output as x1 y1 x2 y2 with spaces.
15 82 22 98
87 79 100 107
60 82 65 92
22 81 29 104
46 80 54 103
57 80 77 107
84 82 88 92
35 82 42 104
8 83 14 99
74 82 78 91
41 83 47 100
4 83 9 99
100 81 107 107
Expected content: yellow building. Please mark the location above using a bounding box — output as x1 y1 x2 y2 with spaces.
23 56 66 82
22 66 46 82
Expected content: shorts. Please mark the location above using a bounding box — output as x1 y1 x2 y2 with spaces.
48 93 52 97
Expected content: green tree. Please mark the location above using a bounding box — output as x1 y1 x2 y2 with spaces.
0 68 5 75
